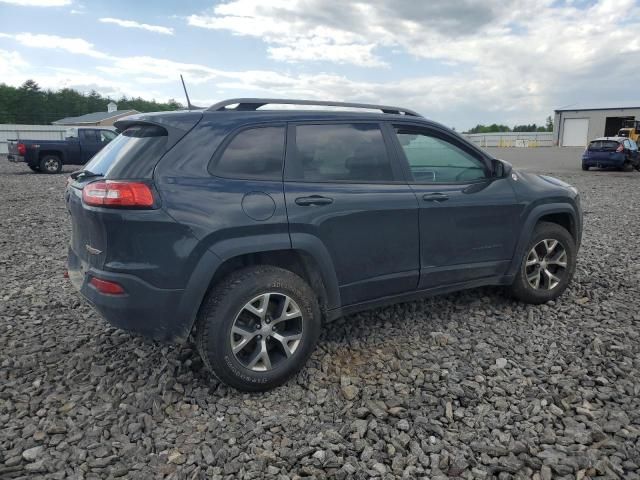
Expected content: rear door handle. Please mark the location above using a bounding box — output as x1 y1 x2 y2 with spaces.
422 193 449 202
295 195 334 206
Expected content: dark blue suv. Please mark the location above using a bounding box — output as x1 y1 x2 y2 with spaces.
66 99 582 391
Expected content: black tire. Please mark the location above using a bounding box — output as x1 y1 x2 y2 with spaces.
508 222 576 304
28 165 40 172
581 164 589 171
196 266 321 391
622 161 633 172
39 155 62 174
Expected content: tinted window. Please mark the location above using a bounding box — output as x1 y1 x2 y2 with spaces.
212 126 284 180
291 124 393 182
83 125 168 178
395 128 487 183
79 129 98 143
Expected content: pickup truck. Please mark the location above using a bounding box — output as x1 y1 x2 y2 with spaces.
7 127 118 174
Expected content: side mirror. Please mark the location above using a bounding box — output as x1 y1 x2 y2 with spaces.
492 158 512 178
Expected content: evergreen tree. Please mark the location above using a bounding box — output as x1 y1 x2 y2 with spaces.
0 80 185 124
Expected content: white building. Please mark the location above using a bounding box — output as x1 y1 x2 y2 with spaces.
553 106 640 147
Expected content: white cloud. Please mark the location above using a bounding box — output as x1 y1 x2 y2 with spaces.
1 32 110 58
0 49 30 86
187 1 386 67
184 0 640 125
4 0 640 130
0 0 70 5
99 17 174 35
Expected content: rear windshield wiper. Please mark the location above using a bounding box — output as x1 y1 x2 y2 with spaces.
70 169 102 180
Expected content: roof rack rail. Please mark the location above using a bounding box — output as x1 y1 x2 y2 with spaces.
207 98 422 117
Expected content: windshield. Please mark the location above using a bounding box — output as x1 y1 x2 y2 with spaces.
83 125 168 178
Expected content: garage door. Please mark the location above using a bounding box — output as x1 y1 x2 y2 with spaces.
562 118 589 146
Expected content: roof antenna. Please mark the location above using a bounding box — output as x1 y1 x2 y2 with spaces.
180 74 199 110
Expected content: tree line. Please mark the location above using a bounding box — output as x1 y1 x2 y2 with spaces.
0 80 185 125
466 116 554 134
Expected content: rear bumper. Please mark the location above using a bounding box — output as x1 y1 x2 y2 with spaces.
67 247 191 343
582 153 624 168
7 154 25 163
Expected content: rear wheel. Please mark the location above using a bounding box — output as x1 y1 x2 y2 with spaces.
196 266 321 391
39 155 62 174
509 222 576 304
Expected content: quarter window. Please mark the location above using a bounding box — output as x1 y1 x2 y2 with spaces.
394 128 487 183
290 124 394 182
213 126 285 180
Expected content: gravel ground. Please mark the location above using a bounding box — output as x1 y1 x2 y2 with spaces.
1 158 639 480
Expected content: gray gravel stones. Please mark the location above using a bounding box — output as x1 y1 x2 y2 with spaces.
1 160 640 479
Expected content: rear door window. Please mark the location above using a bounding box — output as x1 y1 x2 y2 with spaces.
288 123 394 182
83 125 168 178
210 126 285 180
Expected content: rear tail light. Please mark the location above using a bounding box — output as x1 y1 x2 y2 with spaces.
89 277 125 295
17 143 26 156
82 180 155 208
616 143 624 153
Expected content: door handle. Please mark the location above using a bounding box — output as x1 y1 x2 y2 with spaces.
422 193 449 202
295 195 334 206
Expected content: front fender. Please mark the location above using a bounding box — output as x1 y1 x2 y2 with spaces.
506 202 580 278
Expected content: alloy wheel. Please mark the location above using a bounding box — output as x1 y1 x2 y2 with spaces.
44 158 59 172
230 292 304 372
525 239 568 290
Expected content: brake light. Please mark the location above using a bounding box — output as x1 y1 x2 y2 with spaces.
82 180 154 208
616 143 624 153
17 143 26 156
89 277 125 295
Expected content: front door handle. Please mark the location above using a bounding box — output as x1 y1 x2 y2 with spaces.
422 193 449 202
295 195 334 206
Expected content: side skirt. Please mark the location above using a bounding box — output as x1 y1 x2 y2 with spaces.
326 274 514 322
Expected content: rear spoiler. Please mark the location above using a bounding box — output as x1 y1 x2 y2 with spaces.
114 111 203 149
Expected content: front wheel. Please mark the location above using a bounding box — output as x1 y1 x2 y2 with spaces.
196 266 321 391
508 222 576 304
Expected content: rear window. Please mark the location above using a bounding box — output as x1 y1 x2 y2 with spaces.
588 140 619 151
83 125 168 178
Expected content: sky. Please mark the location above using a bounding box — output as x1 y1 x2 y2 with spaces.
1 0 639 130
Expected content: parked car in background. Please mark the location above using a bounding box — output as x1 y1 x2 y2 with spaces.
7 127 118 174
66 98 582 391
582 137 639 171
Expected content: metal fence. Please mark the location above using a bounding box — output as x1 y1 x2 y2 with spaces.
463 132 554 148
0 124 67 154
